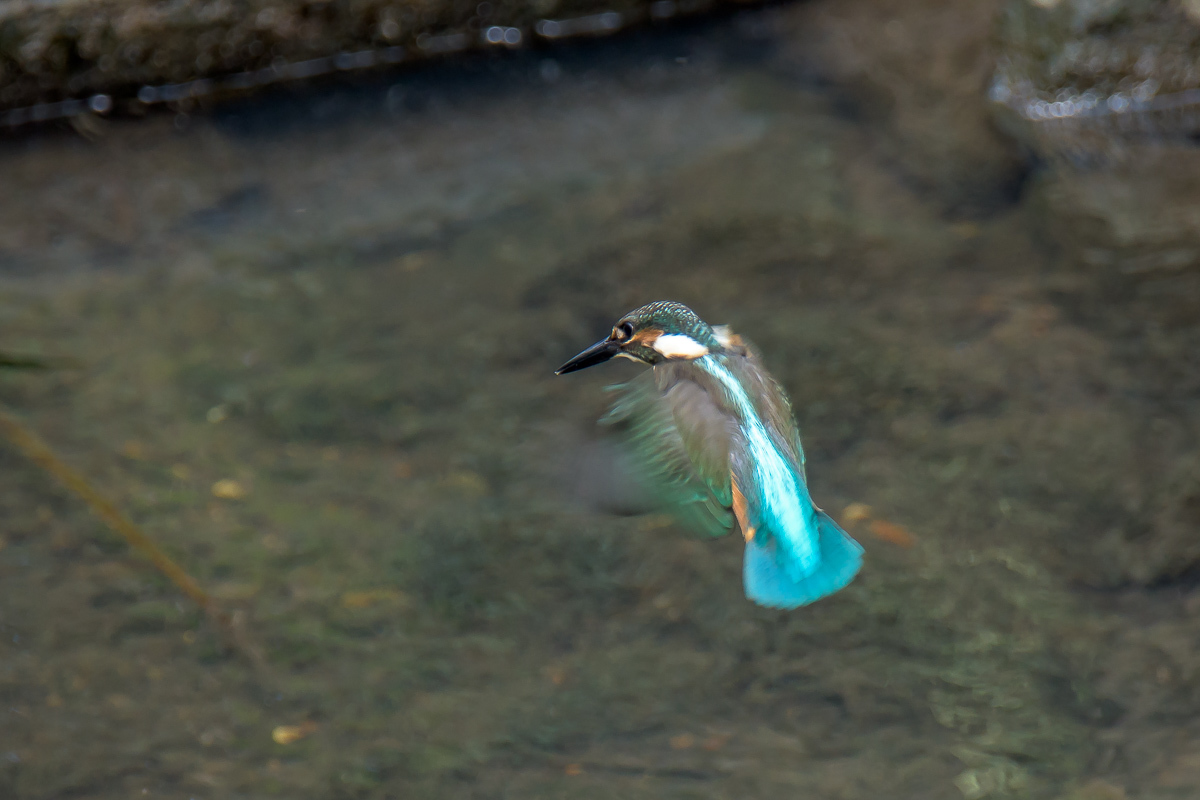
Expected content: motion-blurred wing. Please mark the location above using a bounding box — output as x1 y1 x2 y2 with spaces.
601 366 736 538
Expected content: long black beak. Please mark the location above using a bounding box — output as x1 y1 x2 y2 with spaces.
555 338 619 375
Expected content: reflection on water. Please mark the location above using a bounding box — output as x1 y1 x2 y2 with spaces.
1 4 1199 799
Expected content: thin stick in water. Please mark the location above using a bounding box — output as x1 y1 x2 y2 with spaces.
0 404 268 674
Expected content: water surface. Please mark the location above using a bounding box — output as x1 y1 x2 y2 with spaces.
1 8 1197 799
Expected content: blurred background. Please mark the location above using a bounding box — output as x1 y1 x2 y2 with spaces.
3 0 1200 798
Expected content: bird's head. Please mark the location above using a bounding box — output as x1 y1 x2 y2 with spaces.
556 301 724 375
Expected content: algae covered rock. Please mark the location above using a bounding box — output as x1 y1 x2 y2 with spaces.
992 0 1200 156
0 0 720 117
991 1 1200 278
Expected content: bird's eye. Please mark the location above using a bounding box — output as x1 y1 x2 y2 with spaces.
614 322 634 341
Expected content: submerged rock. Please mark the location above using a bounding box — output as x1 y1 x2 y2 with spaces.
1030 146 1200 277
776 0 1028 218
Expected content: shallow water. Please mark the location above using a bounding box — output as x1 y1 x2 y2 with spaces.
2 6 1200 799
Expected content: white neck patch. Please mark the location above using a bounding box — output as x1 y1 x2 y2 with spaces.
651 333 710 359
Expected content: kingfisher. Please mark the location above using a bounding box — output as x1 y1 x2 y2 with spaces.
556 301 863 609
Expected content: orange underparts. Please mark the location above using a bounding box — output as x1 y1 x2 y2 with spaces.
731 475 755 542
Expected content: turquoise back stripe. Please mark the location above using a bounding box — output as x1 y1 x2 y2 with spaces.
697 355 820 578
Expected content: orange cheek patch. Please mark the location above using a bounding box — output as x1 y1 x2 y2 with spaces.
629 328 663 347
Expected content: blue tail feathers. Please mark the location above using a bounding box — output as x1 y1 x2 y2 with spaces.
742 510 863 609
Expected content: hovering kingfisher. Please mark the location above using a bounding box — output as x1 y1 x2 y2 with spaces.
556 301 863 609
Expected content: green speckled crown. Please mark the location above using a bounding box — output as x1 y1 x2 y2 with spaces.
620 301 719 348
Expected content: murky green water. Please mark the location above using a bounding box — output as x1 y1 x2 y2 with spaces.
1 6 1199 799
